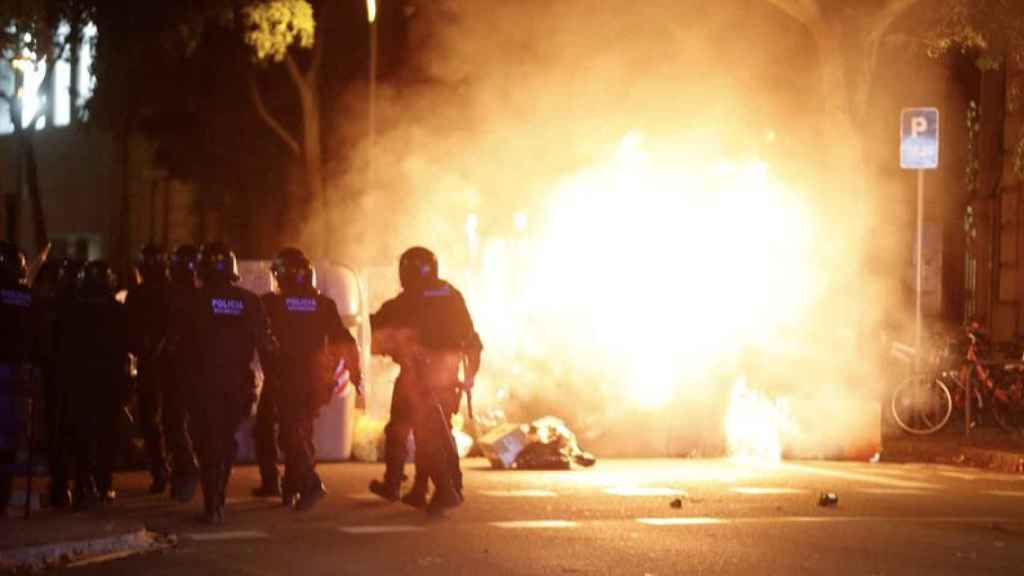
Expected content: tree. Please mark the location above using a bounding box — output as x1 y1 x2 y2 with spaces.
242 0 334 251
0 0 93 251
762 0 1024 172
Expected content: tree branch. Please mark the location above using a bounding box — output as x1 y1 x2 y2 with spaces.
284 52 306 90
762 0 821 26
868 0 923 42
248 73 301 157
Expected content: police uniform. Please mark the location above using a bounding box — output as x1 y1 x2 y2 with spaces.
174 245 274 523
55 262 131 508
124 276 172 490
261 288 359 507
31 259 78 508
0 265 34 510
371 247 482 513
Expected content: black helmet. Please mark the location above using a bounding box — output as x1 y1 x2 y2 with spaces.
399 246 438 291
78 260 118 299
136 242 169 284
170 244 200 287
272 247 316 295
58 259 84 301
0 240 28 286
199 242 239 286
32 258 66 299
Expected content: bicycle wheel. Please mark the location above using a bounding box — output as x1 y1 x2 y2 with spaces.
991 381 1024 434
891 374 954 435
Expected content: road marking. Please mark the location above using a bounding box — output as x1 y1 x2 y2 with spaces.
491 520 578 529
479 490 558 497
605 487 688 497
66 548 153 567
637 517 725 526
938 471 978 481
730 487 806 495
985 490 1024 497
186 531 270 542
346 493 388 502
783 463 940 489
858 488 939 495
338 525 426 534
638 516 1023 526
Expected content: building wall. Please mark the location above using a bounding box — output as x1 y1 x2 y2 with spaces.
0 127 197 270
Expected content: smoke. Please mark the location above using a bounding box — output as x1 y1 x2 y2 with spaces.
310 0 928 458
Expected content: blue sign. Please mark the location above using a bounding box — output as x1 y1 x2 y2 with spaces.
900 108 939 170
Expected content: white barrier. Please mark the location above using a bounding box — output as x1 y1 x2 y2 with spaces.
234 260 369 462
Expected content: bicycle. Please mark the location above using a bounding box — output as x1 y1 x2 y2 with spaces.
892 323 1024 435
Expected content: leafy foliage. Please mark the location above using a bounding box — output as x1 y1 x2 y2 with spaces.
243 0 315 62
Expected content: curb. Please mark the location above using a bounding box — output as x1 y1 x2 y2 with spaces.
0 529 166 573
881 440 1024 474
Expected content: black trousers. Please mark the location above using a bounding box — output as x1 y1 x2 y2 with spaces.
253 383 281 490
279 397 321 495
192 391 249 513
164 361 197 480
69 384 120 496
42 364 70 493
137 364 168 481
415 387 462 496
383 376 424 489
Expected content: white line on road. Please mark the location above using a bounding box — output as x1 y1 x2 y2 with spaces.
479 490 558 497
985 490 1024 497
490 520 579 529
346 493 388 502
730 487 807 495
858 488 939 495
186 531 270 542
782 463 941 489
605 487 688 497
338 525 426 534
637 517 726 526
938 471 978 481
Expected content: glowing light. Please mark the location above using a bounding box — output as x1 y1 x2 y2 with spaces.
464 133 818 412
724 377 794 464
513 211 528 232
367 0 377 23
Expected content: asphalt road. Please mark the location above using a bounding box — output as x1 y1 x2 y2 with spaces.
60 458 1024 575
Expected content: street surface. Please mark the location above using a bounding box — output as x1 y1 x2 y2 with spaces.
60 458 1024 575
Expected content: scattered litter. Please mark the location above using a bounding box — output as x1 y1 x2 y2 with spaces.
670 498 684 509
479 417 596 470
817 492 838 507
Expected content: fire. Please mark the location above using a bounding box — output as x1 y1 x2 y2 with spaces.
461 132 820 413
366 0 377 23
724 377 793 464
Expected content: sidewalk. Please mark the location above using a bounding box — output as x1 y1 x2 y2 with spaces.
881 426 1024 473
0 473 169 573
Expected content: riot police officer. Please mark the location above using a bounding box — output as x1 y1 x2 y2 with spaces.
124 243 172 493
369 247 482 515
0 241 33 512
165 245 201 502
31 258 79 508
260 248 361 510
171 243 275 524
57 261 131 510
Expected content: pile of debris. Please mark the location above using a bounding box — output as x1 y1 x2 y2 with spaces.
478 416 597 470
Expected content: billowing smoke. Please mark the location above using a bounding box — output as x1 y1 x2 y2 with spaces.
308 0 922 458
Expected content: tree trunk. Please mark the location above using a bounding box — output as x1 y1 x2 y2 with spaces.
114 127 134 274
21 132 49 249
297 80 328 257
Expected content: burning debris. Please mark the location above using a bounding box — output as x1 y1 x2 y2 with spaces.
478 417 596 470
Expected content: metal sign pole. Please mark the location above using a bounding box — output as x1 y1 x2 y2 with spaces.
915 169 924 378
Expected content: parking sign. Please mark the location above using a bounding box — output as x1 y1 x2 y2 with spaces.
900 108 939 170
